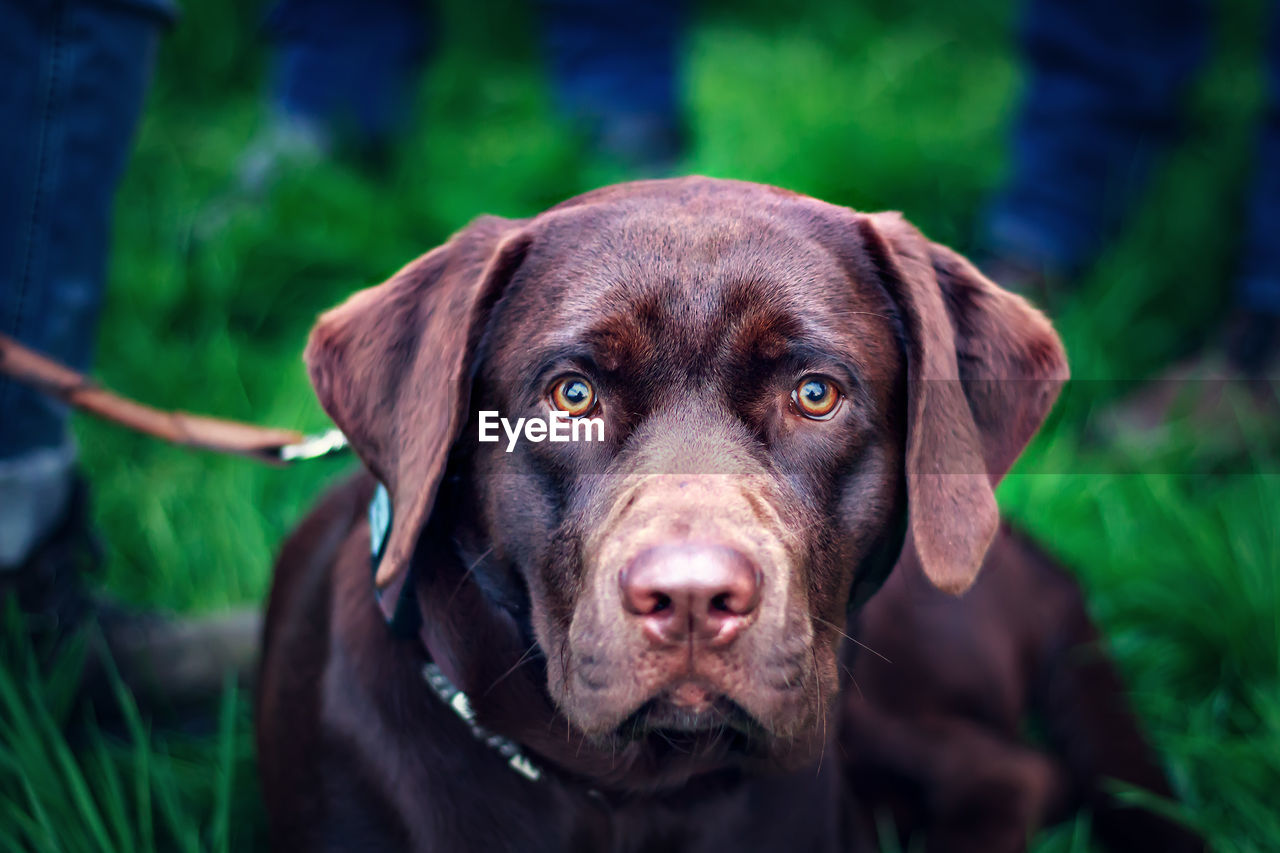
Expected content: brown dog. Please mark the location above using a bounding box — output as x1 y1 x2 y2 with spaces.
256 177 1193 851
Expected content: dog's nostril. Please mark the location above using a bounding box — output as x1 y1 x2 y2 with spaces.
709 593 730 613
652 593 672 613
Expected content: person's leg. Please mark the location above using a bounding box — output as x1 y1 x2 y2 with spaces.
1228 1 1280 374
261 0 430 159
237 0 430 191
0 0 174 572
537 0 686 172
0 2 263 709
982 0 1209 280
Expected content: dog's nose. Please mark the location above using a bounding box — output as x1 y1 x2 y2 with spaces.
620 544 762 647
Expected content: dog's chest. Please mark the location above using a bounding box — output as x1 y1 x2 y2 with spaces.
500 768 853 853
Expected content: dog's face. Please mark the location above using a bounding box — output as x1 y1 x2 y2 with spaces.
306 178 1067 778
467 199 908 760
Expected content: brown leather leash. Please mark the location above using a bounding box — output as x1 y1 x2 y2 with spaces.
0 332 348 465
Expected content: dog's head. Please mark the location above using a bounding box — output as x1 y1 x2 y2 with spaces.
306 178 1066 780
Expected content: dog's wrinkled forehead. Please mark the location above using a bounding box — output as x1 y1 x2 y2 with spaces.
484 204 898 387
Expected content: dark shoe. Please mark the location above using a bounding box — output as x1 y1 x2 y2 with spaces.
84 602 261 720
2 477 260 718
1094 310 1280 445
1 476 100 645
1224 309 1280 380
235 113 332 197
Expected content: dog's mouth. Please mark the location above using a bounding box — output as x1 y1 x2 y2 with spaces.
616 685 767 757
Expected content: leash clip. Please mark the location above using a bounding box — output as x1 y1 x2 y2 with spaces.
277 428 350 463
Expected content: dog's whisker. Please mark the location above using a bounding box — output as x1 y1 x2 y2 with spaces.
811 646 827 775
485 641 542 695
815 616 892 664
776 514 831 546
837 660 865 701
446 544 494 607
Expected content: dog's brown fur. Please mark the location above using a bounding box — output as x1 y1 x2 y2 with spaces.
257 178 1198 851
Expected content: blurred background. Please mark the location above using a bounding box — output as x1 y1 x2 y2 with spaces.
1 0 1278 849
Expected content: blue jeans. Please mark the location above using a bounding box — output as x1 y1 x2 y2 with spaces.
264 0 684 149
984 0 1280 315
0 0 173 565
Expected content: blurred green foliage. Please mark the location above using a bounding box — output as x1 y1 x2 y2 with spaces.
2 0 1277 849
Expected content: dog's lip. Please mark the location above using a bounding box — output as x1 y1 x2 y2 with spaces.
617 687 762 740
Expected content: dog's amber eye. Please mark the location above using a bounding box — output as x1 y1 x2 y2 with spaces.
549 375 597 417
792 376 840 419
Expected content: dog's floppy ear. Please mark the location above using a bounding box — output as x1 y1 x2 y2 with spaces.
855 212 1068 594
305 216 531 616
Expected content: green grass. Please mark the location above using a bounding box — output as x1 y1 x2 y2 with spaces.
0 617 258 851
2 0 1278 849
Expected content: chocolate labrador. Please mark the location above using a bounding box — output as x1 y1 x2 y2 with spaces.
257 177 1196 851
